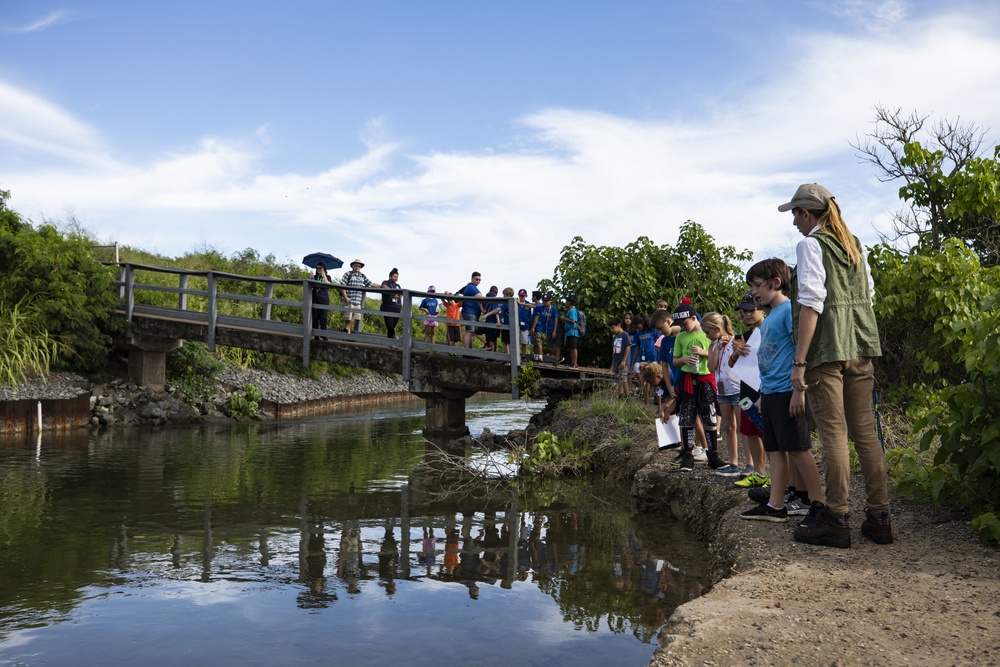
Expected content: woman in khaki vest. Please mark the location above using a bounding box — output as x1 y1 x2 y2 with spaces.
781 184 892 549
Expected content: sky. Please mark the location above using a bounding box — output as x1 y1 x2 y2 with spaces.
3 0 1000 296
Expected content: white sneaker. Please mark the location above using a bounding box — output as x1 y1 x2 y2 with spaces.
692 447 707 462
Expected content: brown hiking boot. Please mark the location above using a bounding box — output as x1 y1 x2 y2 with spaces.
793 505 851 548
861 508 893 544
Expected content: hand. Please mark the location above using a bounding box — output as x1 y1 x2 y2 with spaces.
791 366 808 392
790 388 806 417
686 354 699 367
732 340 748 355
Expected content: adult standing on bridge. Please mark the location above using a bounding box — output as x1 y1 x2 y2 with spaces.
459 272 484 349
380 268 403 339
311 262 333 337
340 259 372 334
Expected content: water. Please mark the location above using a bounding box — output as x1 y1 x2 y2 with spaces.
0 396 708 666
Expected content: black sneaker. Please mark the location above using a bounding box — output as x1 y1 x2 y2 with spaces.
793 505 851 548
740 503 788 522
672 452 694 471
747 486 771 504
707 451 726 470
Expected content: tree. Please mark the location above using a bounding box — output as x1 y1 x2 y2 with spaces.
539 221 751 366
0 189 121 373
853 106 1000 265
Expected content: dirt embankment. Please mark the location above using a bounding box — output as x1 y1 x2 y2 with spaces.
540 403 1000 667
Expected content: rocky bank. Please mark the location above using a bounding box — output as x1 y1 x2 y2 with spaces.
535 401 1000 667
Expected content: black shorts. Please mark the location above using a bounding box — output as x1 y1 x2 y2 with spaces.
760 391 811 452
565 335 579 350
677 376 718 430
485 329 499 344
447 326 461 343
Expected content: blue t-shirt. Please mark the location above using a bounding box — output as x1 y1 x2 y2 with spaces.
419 297 439 316
612 330 632 367
635 329 657 362
459 282 482 318
533 305 559 335
658 335 681 387
758 298 794 394
564 307 579 337
517 302 533 330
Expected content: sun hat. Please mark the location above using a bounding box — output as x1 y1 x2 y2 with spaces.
777 184 834 213
350 259 365 268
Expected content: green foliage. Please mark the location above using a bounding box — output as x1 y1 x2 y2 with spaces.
971 513 1000 545
899 142 1000 265
225 388 260 417
0 189 121 371
869 239 1000 407
584 385 656 426
166 342 224 404
539 222 751 366
515 362 541 398
0 297 61 386
518 430 593 476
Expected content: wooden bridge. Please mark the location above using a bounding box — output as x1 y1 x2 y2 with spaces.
114 264 608 436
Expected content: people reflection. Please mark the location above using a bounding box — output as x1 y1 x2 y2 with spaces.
459 513 482 599
337 519 363 595
442 525 460 577
378 518 399 596
298 524 337 608
420 524 437 576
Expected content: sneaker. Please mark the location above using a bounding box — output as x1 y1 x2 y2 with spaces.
691 447 708 462
734 472 770 488
785 494 811 516
673 452 695 471
797 500 826 528
793 505 851 548
706 451 726 469
659 441 682 451
747 486 771 503
860 508 893 544
740 465 753 476
740 503 788 522
714 463 742 477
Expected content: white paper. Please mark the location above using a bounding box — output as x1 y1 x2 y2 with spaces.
731 327 761 392
655 416 682 449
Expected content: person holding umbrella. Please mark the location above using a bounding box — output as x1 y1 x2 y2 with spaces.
340 259 372 333
312 262 333 336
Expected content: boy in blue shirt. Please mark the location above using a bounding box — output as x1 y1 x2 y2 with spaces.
609 317 632 398
418 286 440 344
559 296 581 368
739 258 826 525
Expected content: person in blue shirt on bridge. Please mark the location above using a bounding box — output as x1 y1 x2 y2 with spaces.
459 272 483 349
516 289 535 357
418 286 440 344
559 296 580 368
530 295 559 363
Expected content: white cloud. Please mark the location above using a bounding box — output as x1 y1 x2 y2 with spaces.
2 7 1000 294
1 9 73 33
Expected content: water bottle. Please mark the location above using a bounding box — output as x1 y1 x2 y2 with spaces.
739 396 763 432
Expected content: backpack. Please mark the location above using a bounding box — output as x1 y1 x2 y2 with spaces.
577 309 587 336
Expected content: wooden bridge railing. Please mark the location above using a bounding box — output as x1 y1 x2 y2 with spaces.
113 263 522 396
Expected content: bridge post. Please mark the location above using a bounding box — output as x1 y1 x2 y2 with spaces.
415 389 475 438
126 332 183 392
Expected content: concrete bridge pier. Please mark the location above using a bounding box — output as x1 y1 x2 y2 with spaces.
415 389 476 439
126 333 183 392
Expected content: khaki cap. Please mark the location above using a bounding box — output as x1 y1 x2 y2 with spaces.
777 183 834 213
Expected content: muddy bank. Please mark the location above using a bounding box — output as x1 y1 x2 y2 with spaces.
538 399 1000 667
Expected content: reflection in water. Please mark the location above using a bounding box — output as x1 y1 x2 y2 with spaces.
0 399 708 667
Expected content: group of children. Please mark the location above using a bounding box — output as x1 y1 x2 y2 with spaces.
415 280 583 367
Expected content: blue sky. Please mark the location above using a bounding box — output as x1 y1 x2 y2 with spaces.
3 0 1000 295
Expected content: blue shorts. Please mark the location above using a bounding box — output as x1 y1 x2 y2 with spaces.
718 393 740 406
462 312 479 332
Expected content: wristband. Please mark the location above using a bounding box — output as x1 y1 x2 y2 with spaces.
792 361 807 367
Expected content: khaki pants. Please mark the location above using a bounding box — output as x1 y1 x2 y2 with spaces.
805 357 889 515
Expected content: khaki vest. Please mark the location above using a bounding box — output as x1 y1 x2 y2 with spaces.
798 233 882 369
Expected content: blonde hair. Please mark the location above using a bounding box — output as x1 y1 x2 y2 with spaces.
502 287 514 297
810 198 861 267
639 361 662 385
700 312 733 337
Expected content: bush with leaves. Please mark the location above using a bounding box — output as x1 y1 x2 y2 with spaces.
0 297 61 386
0 189 121 372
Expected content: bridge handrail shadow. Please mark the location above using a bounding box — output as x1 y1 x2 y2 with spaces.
112 263 522 396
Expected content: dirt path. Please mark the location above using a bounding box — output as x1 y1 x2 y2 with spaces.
640 464 1000 666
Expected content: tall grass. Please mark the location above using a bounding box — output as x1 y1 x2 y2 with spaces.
0 298 61 386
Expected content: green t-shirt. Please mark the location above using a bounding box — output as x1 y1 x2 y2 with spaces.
673 329 711 375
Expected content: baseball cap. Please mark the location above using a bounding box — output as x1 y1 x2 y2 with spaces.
672 297 694 322
777 183 834 213
518 289 528 297
427 285 435 292
736 290 758 311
